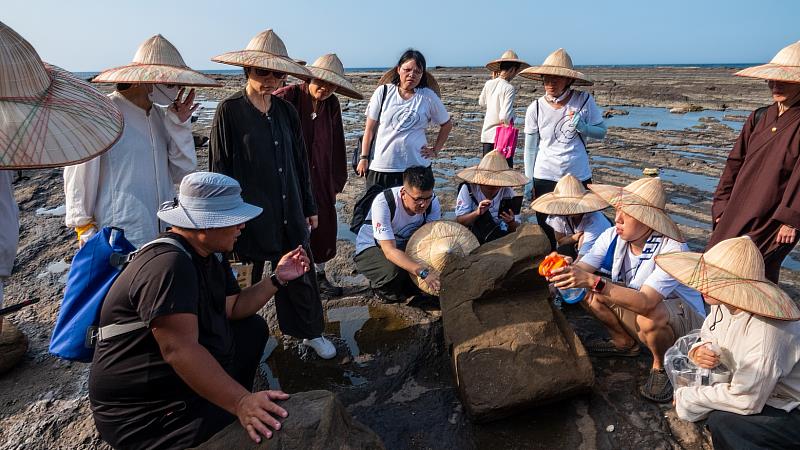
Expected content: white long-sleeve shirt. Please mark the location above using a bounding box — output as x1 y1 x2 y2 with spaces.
64 92 196 247
479 77 516 143
675 304 800 422
0 170 19 278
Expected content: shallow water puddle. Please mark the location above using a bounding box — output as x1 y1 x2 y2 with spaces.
259 304 418 392
594 164 717 192
670 213 708 229
35 205 66 216
605 106 747 131
192 100 218 126
36 260 70 283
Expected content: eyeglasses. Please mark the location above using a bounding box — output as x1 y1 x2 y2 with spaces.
404 190 434 205
251 68 287 79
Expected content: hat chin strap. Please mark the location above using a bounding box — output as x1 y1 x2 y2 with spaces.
545 88 572 104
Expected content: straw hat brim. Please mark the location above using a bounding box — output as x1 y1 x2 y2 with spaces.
734 64 800 84
518 66 593 86
377 69 441 97
589 183 684 242
307 66 363 99
406 221 480 295
211 51 313 81
655 251 800 320
531 191 608 215
92 63 221 87
456 166 529 187
1 64 123 169
485 59 531 73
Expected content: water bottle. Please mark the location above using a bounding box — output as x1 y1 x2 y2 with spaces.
558 287 586 304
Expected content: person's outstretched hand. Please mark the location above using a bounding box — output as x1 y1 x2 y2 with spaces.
236 390 290 443
170 87 199 123
275 246 310 282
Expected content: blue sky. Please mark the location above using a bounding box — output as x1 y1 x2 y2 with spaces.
3 0 798 71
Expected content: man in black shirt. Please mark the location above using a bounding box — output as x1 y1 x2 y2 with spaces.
89 172 312 449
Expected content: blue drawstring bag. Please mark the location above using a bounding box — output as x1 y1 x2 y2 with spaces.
49 227 135 362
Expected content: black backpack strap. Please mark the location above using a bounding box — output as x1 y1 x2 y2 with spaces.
753 106 768 129
383 188 396 221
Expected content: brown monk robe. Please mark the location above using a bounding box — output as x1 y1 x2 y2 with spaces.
275 82 347 291
709 103 800 282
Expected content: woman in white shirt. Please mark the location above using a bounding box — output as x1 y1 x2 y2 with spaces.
455 150 528 243
519 48 607 250
655 236 800 449
531 174 610 258
356 49 452 189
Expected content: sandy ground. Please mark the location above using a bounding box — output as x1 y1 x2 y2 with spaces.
1 66 796 449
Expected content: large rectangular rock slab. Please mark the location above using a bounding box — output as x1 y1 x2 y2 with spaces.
440 224 594 422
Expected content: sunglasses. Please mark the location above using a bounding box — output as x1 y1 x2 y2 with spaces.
251 68 287 79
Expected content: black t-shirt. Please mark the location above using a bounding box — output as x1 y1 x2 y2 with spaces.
89 233 240 417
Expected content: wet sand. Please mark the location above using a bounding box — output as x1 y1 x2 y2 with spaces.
0 66 796 449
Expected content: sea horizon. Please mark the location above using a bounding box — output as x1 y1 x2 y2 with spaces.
71 63 760 79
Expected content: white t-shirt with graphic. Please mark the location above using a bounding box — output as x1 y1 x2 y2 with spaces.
455 184 520 227
365 84 450 173
524 91 603 182
546 211 612 256
355 187 442 254
579 227 707 317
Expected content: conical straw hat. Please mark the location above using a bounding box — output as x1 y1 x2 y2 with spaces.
531 174 608 215
93 35 220 87
0 21 123 169
307 54 363 99
211 29 312 81
735 41 800 84
377 68 441 98
485 49 530 72
655 236 800 320
456 150 529 187
589 177 684 242
519 48 593 86
406 221 480 295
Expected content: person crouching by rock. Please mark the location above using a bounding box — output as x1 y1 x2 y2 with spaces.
89 172 311 449
655 236 800 449
454 150 527 244
530 174 611 259
354 166 442 303
548 177 707 403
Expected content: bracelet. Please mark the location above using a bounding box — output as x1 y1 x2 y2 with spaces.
360 154 369 160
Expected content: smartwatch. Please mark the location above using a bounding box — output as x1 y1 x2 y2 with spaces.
418 268 429 280
592 276 606 294
270 272 287 289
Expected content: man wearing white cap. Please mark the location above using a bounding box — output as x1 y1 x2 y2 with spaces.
549 177 706 403
89 172 310 449
64 34 220 248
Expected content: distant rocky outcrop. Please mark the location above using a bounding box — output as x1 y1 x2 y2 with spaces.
439 225 594 422
603 108 629 118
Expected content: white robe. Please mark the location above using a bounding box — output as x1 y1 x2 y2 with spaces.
0 171 19 278
675 305 800 421
64 92 196 247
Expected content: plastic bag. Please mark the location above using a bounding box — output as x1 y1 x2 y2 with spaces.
665 331 732 389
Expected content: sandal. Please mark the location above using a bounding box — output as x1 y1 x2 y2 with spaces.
639 368 673 403
585 339 641 357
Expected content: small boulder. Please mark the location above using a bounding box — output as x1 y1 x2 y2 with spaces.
603 108 629 118
0 320 28 374
193 390 384 450
640 121 658 127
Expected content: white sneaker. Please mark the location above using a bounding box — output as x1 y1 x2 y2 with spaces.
303 336 336 359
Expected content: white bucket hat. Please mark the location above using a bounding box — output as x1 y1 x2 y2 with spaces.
157 172 262 229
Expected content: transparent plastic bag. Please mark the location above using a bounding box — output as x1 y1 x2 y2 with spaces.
665 331 732 389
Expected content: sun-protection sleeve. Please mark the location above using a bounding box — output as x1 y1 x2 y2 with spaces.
524 131 540 176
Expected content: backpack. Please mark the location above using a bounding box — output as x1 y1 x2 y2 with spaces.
49 227 190 362
349 185 432 235
459 182 508 244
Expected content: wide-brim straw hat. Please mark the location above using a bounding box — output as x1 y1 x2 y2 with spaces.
485 49 530 72
157 172 262 229
589 177 684 242
519 48 593 86
456 150 529 187
655 236 800 320
93 35 220 87
735 40 800 84
0 21 123 169
406 221 480 295
377 68 441 98
211 29 312 81
531 174 608 215
307 53 363 99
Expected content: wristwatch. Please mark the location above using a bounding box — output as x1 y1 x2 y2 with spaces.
360 154 370 160
592 276 606 294
417 268 429 280
270 272 288 289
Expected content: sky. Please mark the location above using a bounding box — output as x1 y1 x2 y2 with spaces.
3 0 799 71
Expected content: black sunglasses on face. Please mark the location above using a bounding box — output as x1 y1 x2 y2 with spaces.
251 68 287 79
